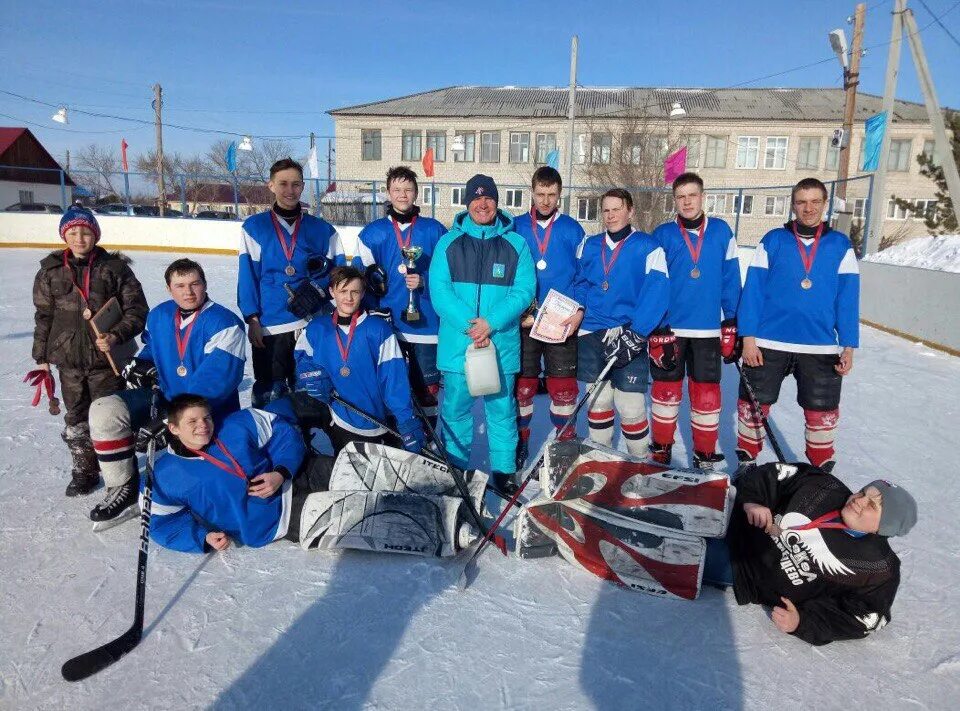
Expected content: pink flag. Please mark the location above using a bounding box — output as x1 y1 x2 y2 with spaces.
121 139 129 172
663 147 687 185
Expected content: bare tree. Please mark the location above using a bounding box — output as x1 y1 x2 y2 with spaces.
207 138 296 215
73 143 123 202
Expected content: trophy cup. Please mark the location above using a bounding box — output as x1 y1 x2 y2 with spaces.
400 245 424 323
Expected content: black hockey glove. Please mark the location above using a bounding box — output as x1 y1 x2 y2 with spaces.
306 255 332 280
123 358 158 391
136 417 169 453
602 327 647 369
365 264 389 298
288 280 327 320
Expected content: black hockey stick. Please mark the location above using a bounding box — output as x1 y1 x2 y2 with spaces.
62 390 160 682
735 361 786 463
457 356 617 590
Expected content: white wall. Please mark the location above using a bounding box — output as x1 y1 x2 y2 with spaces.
0 182 64 209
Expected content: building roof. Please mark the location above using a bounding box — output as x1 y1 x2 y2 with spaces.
0 127 76 186
328 86 931 123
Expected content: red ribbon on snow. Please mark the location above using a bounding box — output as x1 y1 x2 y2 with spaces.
24 369 60 415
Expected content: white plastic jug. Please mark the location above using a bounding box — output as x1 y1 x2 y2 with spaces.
464 342 501 396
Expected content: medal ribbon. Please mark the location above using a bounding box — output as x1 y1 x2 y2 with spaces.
62 250 96 309
791 221 824 278
174 309 200 365
391 214 417 251
270 211 301 264
332 311 360 369
187 438 247 481
529 209 556 258
786 510 849 531
677 217 706 268
601 232 631 281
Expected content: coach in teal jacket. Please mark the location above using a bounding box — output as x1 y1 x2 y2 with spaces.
429 174 536 491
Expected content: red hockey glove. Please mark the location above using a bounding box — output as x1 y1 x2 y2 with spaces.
648 327 678 372
720 318 740 364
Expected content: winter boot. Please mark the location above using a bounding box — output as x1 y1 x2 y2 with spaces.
693 451 725 471
515 438 529 472
62 424 100 497
818 459 837 474
489 472 520 498
649 442 673 466
90 471 140 523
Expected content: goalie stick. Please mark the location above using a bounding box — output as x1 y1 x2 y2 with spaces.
61 390 160 682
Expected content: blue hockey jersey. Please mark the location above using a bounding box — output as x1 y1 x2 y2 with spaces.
738 223 860 353
294 312 416 436
146 408 306 553
512 210 585 305
353 215 446 343
574 231 670 337
653 217 741 336
138 299 245 420
238 210 337 335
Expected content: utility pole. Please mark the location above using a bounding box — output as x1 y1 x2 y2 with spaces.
835 3 866 236
65 149 71 172
310 131 317 215
153 83 166 217
564 35 578 215
327 139 333 184
902 6 960 225
865 0 905 255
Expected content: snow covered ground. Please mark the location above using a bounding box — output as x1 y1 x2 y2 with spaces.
863 234 960 273
1 248 958 710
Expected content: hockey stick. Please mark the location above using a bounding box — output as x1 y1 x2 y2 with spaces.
61 389 160 682
735 361 786 463
457 356 618 590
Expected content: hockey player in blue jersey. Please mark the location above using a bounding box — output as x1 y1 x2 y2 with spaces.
293 266 423 456
737 178 860 470
346 167 446 424
512 167 585 469
88 259 246 525
649 173 742 470
146 393 333 553
571 189 671 458
238 158 337 407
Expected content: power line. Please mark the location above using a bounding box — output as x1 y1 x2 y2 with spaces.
916 0 960 50
0 111 136 134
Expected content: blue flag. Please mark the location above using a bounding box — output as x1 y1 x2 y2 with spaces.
546 149 559 169
862 112 887 172
225 141 237 173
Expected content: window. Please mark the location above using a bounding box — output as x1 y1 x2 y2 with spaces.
18 189 34 204
509 132 530 163
453 132 475 162
733 194 754 215
402 130 422 161
361 129 381 161
451 187 466 206
764 137 788 169
535 132 557 164
764 196 787 216
575 133 588 164
504 188 524 208
480 131 500 162
704 136 727 168
922 139 939 165
622 135 644 166
886 200 909 220
797 137 821 170
578 197 599 221
914 198 938 219
682 134 701 168
591 133 612 164
705 194 727 214
426 131 446 162
887 139 912 172
421 186 440 206
736 136 759 169
825 143 840 170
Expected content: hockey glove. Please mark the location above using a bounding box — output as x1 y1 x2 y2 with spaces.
398 417 424 454
648 327 678 371
123 358 158 391
603 328 646 369
720 318 740 364
368 308 393 324
306 254 332 279
297 368 332 404
365 264 389 299
136 417 169 453
288 280 327 320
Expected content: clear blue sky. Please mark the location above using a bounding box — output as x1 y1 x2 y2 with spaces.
2 0 959 167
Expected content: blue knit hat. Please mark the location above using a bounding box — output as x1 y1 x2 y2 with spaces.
59 202 101 242
464 174 498 206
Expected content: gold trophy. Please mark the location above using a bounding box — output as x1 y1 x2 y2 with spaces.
400 245 424 323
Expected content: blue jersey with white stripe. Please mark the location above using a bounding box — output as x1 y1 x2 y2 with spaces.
146 408 306 553
138 299 245 420
573 231 670 337
738 223 860 353
653 217 742 336
512 211 585 305
238 210 337 335
294 312 416 436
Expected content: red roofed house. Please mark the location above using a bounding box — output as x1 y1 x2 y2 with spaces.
166 182 274 217
0 127 75 210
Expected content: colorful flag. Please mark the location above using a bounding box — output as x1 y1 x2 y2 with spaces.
663 147 687 185
225 141 237 173
422 148 435 178
120 139 129 172
546 149 560 168
862 112 887 172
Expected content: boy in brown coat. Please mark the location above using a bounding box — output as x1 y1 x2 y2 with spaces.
31 203 148 496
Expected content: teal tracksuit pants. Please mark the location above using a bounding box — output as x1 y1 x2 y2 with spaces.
440 370 518 474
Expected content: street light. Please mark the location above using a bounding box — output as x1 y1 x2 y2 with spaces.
52 106 69 124
238 135 254 151
829 29 850 71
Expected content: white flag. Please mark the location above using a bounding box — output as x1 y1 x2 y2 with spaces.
307 144 320 179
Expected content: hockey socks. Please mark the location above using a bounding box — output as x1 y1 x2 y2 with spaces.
804 408 839 467
614 389 649 457
736 397 770 461
587 381 615 446
651 380 682 446
689 380 721 456
546 376 578 440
